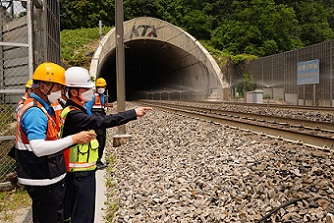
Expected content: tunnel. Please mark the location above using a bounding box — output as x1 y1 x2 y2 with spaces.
90 17 228 102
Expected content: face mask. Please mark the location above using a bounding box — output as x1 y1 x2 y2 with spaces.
97 88 105 94
48 90 61 104
80 89 93 101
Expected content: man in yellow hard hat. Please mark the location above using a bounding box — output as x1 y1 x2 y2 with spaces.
85 77 108 169
25 79 33 89
24 79 33 95
15 79 33 114
15 62 96 223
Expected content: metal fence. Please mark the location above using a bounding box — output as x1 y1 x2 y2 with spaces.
236 40 334 106
0 0 61 183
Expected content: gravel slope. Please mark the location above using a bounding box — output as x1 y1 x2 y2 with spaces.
106 107 334 223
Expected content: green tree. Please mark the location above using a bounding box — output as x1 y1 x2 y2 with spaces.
183 10 211 39
154 0 185 26
180 0 234 38
59 0 334 57
293 2 334 45
321 0 334 31
123 0 185 26
211 0 303 56
60 0 115 30
274 0 334 43
123 0 159 20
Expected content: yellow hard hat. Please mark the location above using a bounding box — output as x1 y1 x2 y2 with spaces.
25 79 33 88
32 62 65 85
95 77 107 87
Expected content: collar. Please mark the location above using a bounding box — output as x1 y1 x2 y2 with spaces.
29 93 54 115
59 98 67 108
65 99 89 114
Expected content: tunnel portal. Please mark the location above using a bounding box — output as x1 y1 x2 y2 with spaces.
90 17 228 102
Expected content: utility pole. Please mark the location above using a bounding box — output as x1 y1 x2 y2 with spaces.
99 20 102 41
113 0 131 146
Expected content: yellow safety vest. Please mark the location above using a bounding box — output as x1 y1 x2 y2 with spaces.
60 106 99 172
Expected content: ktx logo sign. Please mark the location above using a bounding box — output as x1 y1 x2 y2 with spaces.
130 25 165 38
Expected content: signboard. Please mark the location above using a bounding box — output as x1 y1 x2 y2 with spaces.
297 59 320 85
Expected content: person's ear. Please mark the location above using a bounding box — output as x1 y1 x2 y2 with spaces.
70 88 78 97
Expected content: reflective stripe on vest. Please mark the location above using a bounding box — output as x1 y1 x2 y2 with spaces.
16 99 58 151
52 101 64 132
69 162 96 169
92 93 108 111
16 98 65 186
18 173 66 186
61 106 99 172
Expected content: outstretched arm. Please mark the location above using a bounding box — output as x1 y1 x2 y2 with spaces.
30 131 96 157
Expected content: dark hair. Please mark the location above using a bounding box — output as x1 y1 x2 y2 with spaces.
68 88 80 98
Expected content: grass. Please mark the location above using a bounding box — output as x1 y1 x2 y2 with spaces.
0 188 31 222
0 104 16 135
60 26 112 68
104 154 120 223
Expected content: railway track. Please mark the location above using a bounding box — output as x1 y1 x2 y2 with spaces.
189 100 334 115
107 102 334 222
136 100 334 150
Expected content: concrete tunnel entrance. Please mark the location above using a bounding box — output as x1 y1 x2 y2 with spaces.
99 39 213 102
90 17 229 102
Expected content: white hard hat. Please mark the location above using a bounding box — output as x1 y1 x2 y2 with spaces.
65 67 95 88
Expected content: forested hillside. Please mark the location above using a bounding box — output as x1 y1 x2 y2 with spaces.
60 0 334 57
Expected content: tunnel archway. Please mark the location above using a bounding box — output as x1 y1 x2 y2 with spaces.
90 17 228 102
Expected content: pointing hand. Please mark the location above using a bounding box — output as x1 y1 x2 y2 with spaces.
135 107 152 117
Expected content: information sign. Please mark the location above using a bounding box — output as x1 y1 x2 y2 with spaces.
297 59 319 85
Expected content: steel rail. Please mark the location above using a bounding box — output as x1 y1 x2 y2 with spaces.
178 100 334 114
139 100 334 131
136 101 334 150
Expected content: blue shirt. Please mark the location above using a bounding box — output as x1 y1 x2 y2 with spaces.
21 93 54 141
85 93 106 116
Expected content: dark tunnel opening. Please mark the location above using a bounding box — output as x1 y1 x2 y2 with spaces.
98 39 203 102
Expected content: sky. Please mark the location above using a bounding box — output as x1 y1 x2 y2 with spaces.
1 0 26 15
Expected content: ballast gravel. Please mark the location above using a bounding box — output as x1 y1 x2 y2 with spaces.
105 105 334 223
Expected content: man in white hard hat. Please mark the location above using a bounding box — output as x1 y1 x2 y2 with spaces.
60 66 152 223
15 62 96 223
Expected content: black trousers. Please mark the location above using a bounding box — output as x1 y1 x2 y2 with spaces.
64 172 96 223
92 111 107 162
26 179 65 223
96 127 106 161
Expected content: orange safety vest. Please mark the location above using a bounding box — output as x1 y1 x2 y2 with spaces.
16 98 59 147
92 92 108 112
51 101 64 132
16 98 65 186
15 96 28 120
